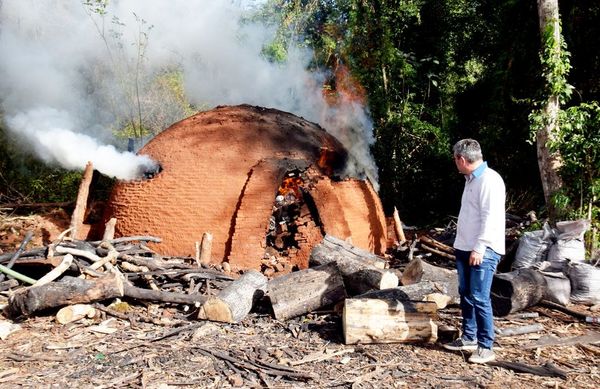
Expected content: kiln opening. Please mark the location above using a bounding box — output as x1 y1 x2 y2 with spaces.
265 170 323 267
142 163 163 179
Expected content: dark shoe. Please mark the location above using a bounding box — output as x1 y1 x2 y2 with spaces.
442 337 477 351
468 347 496 364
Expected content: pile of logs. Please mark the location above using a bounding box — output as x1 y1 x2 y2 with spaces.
1 230 461 345
198 235 443 345
1 232 234 318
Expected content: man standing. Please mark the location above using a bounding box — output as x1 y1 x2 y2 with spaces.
443 139 505 364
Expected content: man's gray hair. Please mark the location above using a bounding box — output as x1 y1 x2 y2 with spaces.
453 139 483 163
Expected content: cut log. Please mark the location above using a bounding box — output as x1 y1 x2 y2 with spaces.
318 235 387 269
198 270 267 323
401 257 459 301
491 268 547 317
5 274 124 318
310 237 397 295
347 268 399 296
70 161 94 239
267 262 346 320
343 298 438 344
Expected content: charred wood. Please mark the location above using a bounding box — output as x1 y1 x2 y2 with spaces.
491 268 547 316
488 360 568 379
122 282 207 306
5 274 124 318
356 281 452 309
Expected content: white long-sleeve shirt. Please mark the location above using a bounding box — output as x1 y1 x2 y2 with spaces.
453 162 506 255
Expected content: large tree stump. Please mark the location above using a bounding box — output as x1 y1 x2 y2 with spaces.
310 236 397 295
343 298 438 344
491 268 547 316
267 263 346 320
401 257 459 302
198 270 267 323
6 274 124 318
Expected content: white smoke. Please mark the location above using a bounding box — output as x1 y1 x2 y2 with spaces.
0 0 378 184
7 108 157 180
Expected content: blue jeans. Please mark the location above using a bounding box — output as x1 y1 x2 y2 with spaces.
455 248 500 349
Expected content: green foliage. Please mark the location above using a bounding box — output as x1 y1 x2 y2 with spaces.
551 101 600 214
540 23 573 103
528 22 573 141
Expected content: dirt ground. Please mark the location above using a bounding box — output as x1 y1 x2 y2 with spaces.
1 210 599 388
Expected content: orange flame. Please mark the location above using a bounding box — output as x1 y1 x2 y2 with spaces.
278 176 303 199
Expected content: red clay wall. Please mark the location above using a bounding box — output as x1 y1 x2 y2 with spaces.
227 160 286 269
309 177 387 255
331 180 387 255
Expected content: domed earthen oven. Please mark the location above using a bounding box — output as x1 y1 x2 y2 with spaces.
106 105 388 270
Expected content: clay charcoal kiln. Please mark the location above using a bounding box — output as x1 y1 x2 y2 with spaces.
105 104 388 271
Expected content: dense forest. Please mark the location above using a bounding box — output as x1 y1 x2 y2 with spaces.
0 1 598 254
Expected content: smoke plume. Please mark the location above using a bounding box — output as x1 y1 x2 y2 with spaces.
0 0 378 185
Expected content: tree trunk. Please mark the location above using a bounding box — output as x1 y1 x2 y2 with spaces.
198 270 267 323
536 0 564 215
342 298 438 344
6 274 124 318
267 263 346 320
491 268 547 316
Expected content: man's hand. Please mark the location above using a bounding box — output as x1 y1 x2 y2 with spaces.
469 251 483 266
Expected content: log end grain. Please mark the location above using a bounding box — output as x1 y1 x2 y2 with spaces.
342 298 438 345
